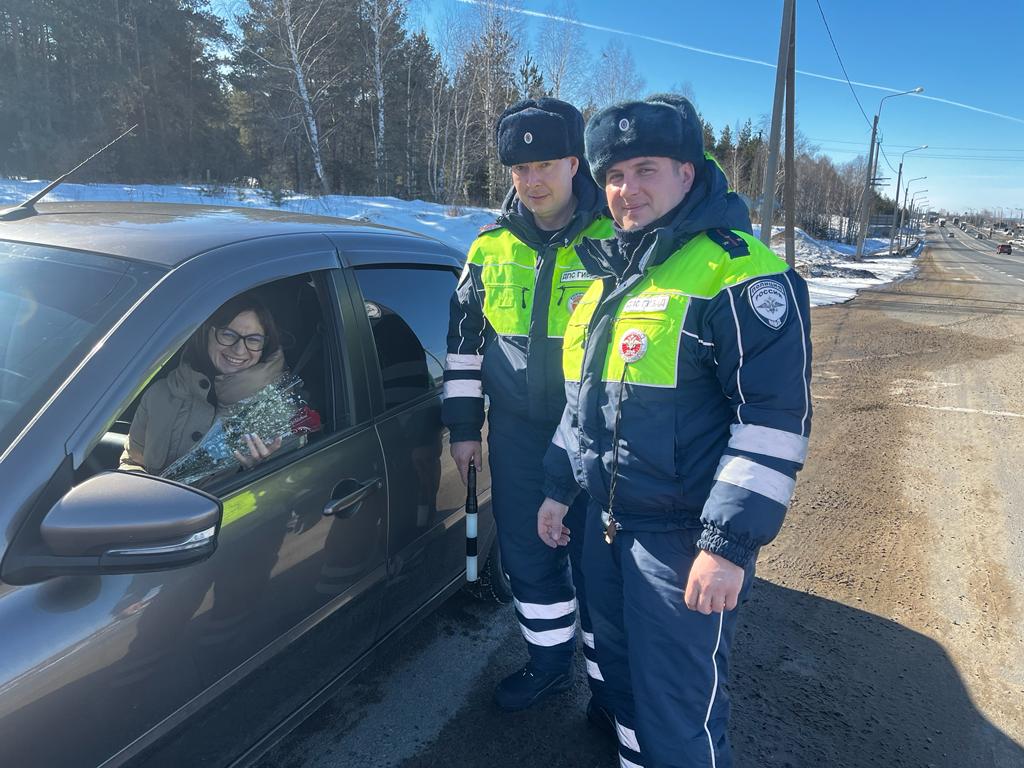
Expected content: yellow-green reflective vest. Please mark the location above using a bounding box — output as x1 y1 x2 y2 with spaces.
563 229 789 387
467 217 615 339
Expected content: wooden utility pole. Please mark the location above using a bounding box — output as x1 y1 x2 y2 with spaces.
784 11 796 267
759 0 796 265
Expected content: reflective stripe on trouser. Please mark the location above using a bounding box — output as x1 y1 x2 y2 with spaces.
567 491 607 706
582 503 754 768
487 411 588 679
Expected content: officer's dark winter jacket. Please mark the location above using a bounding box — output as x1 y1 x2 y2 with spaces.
442 173 613 442
543 160 812 567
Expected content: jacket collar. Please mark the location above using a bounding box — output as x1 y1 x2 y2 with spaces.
497 171 605 251
167 360 213 401
166 350 286 406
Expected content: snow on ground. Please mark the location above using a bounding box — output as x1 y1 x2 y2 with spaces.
0 177 496 254
1 178 920 307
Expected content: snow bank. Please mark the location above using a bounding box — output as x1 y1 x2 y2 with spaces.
1 178 919 307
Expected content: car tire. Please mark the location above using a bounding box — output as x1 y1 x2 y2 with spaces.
466 537 514 604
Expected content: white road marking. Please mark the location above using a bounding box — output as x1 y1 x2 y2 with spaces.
901 403 1024 419
819 352 920 364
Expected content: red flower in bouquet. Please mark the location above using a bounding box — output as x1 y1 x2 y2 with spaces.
291 405 322 435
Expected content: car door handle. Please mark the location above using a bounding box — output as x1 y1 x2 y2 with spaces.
323 478 383 518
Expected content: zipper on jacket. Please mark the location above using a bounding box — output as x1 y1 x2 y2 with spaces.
520 286 529 308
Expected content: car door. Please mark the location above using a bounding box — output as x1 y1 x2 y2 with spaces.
0 236 388 768
341 252 491 636
127 252 392 768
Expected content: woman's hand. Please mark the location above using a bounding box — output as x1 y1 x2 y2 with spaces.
233 433 284 469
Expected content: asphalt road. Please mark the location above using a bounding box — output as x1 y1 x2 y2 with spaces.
258 229 1024 768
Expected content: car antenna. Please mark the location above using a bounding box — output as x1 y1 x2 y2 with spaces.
0 124 138 222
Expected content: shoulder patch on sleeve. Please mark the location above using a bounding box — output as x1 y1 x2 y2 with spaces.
747 278 789 330
706 228 750 259
478 222 503 234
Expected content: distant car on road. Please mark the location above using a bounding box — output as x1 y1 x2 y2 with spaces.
977 233 985 239
997 243 1012 254
948 231 956 238
0 202 504 768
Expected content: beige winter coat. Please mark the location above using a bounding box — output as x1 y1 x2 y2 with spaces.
120 350 285 475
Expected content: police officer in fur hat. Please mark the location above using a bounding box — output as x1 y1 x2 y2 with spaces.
442 98 615 726
538 95 812 767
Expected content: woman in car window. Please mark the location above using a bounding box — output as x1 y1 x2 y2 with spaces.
119 292 285 478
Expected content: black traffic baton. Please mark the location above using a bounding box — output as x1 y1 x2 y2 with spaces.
465 460 478 582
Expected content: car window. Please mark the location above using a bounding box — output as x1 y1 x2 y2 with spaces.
351 265 456 410
0 242 161 449
111 272 345 491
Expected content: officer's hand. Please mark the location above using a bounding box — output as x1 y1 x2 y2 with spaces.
537 497 570 548
684 550 744 614
450 440 483 486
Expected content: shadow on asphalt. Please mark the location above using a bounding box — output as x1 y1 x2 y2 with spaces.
380 579 1024 768
251 580 1023 768
730 579 1024 768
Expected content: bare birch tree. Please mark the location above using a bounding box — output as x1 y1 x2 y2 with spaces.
240 0 339 194
361 0 407 196
467 0 522 203
536 0 587 102
586 40 645 108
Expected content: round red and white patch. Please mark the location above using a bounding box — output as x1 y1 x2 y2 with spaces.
567 292 585 314
619 329 648 363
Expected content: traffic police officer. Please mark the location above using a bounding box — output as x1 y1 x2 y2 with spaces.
539 96 812 767
442 98 615 719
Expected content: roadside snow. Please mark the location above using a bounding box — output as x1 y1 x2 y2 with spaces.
1 178 919 307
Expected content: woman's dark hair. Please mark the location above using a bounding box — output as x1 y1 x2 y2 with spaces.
183 291 281 380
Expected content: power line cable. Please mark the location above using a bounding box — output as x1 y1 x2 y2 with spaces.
809 138 1024 152
877 141 898 175
814 0 872 130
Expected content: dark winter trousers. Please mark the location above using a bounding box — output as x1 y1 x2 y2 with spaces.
487 410 604 703
583 503 755 768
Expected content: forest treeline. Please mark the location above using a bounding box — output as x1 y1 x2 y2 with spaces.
0 0 895 240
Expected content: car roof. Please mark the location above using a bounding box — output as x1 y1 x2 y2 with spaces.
0 201 459 268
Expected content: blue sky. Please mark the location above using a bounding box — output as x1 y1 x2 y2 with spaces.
211 0 1023 215
418 0 1024 215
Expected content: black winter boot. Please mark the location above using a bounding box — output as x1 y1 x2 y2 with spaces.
493 665 573 711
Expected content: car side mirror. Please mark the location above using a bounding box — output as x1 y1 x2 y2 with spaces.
2 472 222 585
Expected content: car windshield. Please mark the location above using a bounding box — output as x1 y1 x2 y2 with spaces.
0 241 161 449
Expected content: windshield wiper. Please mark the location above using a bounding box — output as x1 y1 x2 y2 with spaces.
0 124 137 222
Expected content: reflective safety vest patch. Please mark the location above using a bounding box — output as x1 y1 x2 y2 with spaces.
467 217 614 338
563 229 789 386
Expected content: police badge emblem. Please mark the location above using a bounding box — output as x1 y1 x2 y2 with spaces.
619 329 648 362
567 292 584 314
747 279 789 330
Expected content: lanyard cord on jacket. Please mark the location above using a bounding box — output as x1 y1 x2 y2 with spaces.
603 364 629 544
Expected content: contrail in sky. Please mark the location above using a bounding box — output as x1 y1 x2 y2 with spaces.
456 0 1024 127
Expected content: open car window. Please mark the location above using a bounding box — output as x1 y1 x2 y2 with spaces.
91 272 346 492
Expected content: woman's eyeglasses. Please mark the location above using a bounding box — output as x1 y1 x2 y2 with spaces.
214 327 266 352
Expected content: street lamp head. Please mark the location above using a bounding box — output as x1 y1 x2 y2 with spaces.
912 86 924 94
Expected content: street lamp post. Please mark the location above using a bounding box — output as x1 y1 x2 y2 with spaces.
889 145 927 255
908 190 928 247
899 177 926 250
855 86 924 260
914 200 930 240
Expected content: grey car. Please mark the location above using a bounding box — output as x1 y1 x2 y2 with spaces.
0 202 501 767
